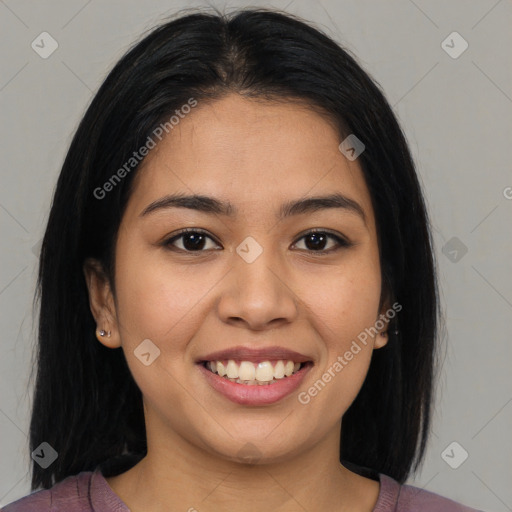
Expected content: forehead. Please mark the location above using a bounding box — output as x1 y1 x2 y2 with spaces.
125 94 375 227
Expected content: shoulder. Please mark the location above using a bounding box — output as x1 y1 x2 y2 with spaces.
1 471 94 511
376 473 485 512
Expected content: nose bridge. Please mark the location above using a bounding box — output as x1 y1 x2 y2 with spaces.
218 234 298 328
236 235 280 292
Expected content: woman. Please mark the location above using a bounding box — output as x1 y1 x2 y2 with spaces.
2 8 482 511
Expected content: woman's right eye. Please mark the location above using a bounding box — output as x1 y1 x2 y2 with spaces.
164 229 221 253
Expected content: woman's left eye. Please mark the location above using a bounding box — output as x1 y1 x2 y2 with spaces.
163 229 351 254
292 230 351 253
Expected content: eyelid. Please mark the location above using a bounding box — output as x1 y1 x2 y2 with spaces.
294 228 351 245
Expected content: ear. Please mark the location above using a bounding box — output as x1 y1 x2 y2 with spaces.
83 258 121 349
374 297 392 350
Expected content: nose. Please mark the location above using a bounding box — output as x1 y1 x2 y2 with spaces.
216 243 299 331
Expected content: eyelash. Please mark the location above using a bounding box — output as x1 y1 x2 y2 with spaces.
163 228 352 255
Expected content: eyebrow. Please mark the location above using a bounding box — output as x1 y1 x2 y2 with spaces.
139 192 367 225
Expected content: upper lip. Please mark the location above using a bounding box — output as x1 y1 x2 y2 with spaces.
197 346 312 364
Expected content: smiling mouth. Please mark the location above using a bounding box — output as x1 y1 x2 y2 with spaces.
201 359 312 386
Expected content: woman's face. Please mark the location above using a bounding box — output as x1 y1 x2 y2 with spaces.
87 93 388 464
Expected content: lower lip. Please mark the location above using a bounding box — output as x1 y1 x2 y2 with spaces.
197 362 312 406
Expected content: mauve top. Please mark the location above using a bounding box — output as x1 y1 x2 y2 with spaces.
1 467 483 512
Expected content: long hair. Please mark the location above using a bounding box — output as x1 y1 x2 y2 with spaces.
29 7 441 490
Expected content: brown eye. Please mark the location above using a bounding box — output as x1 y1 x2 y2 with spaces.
164 229 220 252
293 230 351 253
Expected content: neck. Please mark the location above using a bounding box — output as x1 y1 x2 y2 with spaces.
105 424 380 512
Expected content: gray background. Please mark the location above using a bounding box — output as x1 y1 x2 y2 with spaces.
1 0 511 510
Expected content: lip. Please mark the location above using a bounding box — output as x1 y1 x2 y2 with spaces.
197 361 313 406
197 346 312 364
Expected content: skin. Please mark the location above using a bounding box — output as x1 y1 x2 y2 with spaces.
84 93 390 512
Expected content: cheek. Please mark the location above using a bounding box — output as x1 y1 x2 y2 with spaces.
303 256 382 345
112 244 211 408
115 262 206 345
295 255 381 415
113 234 209 348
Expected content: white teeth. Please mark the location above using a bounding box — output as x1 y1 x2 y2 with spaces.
226 360 238 379
255 361 274 382
239 361 256 381
205 359 305 384
217 361 226 377
274 360 285 379
274 361 284 379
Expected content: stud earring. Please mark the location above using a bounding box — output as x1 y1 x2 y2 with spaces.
98 329 111 338
380 329 399 337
